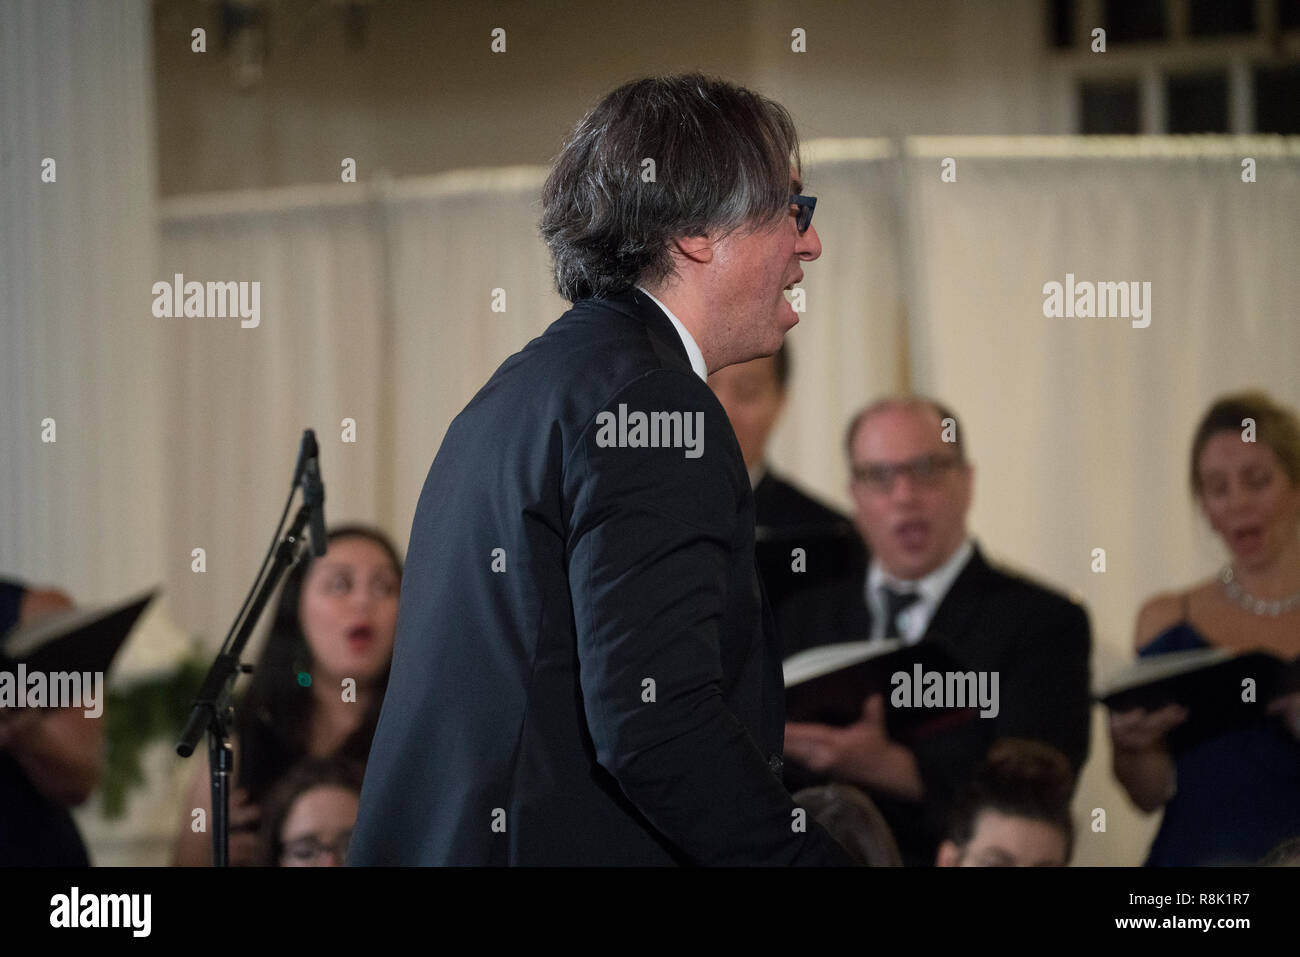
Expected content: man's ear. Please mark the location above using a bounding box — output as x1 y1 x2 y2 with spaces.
672 234 715 264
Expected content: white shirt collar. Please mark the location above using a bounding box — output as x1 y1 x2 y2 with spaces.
635 286 708 381
748 462 767 490
866 538 975 644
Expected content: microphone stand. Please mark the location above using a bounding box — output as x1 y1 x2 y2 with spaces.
176 504 316 866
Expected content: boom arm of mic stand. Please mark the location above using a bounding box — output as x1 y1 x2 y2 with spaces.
176 505 315 866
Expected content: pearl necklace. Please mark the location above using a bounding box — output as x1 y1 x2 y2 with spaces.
1219 566 1300 616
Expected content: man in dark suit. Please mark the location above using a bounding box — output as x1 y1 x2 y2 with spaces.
780 397 1091 865
349 75 853 865
708 347 866 616
0 580 99 866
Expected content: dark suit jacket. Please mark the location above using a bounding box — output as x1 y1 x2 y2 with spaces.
349 289 853 866
0 581 90 866
777 543 1092 865
753 470 849 534
752 471 866 624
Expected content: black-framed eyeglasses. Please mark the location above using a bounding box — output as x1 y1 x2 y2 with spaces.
851 453 961 494
280 829 353 865
789 194 817 233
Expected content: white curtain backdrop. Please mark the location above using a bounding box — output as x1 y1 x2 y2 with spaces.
155 169 571 648
154 156 904 651
0 0 169 865
157 188 388 649
0 0 162 604
384 169 570 542
771 140 907 510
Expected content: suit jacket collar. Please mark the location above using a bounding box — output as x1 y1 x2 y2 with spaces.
590 288 695 378
921 542 995 652
634 286 708 380
861 541 992 649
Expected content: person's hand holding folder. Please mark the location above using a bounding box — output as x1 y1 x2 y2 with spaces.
1267 691 1300 740
1108 702 1189 753
784 694 925 801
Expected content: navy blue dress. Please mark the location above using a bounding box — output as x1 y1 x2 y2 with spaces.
1 580 92 866
1140 624 1300 866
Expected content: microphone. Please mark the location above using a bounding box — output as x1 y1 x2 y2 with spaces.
299 430 328 557
292 429 319 488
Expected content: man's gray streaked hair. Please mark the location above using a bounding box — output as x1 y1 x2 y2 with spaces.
540 73 802 303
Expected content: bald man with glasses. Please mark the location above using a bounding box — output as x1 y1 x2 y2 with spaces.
778 396 1092 865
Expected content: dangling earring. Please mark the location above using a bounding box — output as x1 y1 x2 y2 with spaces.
292 638 312 688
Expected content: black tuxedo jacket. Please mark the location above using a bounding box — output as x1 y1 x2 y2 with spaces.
753 470 849 534
777 544 1092 864
349 289 853 866
752 471 866 619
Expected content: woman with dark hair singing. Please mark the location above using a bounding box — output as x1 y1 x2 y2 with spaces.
172 525 400 866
